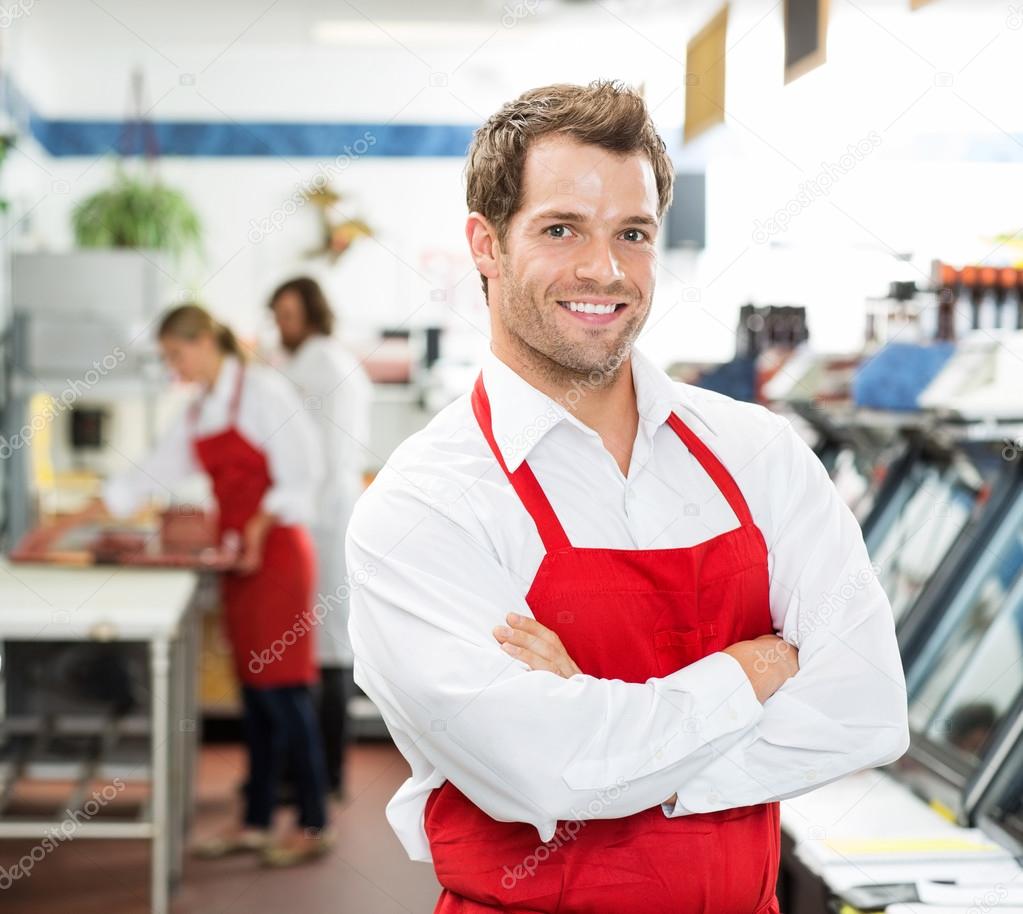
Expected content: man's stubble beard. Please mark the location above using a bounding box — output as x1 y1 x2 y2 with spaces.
497 258 651 390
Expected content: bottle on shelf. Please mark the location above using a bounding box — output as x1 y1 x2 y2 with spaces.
935 262 959 342
997 267 1017 331
977 267 999 331
960 265 980 334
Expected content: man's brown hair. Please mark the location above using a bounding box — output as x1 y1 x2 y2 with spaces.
464 80 675 297
268 276 335 336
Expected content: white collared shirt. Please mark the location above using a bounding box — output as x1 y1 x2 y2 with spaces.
277 334 372 523
103 355 323 526
346 346 909 862
277 334 373 665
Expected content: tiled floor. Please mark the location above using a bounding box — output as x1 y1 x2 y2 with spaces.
0 741 442 913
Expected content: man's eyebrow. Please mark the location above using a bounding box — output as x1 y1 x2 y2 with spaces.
528 209 659 227
622 214 659 228
528 209 589 224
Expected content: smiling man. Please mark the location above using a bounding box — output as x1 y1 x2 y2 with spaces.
346 82 908 914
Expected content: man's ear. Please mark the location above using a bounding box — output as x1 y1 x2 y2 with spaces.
466 213 501 285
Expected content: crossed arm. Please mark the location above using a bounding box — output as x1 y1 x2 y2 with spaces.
493 613 801 808
347 417 909 837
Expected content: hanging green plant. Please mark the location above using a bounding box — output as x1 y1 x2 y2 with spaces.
72 169 202 257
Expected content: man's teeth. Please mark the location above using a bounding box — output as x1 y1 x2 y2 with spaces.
563 301 619 314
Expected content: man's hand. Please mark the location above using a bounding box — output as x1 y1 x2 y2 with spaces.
236 511 274 575
492 613 582 679
722 634 799 704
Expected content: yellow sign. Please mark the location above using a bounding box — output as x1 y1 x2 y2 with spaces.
684 4 729 143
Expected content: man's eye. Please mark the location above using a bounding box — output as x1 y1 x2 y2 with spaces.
546 225 571 238
622 229 648 242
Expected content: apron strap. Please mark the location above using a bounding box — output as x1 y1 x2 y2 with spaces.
469 372 756 551
228 362 245 422
470 374 571 553
665 412 755 528
187 359 246 431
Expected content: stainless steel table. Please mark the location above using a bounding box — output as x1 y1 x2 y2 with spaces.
0 558 202 914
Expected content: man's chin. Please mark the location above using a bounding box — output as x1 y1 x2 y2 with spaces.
547 339 634 382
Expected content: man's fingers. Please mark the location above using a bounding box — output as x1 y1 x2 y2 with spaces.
500 642 559 674
506 613 563 647
493 625 559 663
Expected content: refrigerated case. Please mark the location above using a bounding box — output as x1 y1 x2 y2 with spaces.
891 467 1023 820
788 402 912 524
862 435 1008 628
973 721 1023 855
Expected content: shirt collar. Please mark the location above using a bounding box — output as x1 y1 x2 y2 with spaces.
479 346 717 472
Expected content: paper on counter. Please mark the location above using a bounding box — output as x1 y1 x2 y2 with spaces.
887 906 1023 914
916 881 1023 906
798 829 1013 868
809 859 1023 893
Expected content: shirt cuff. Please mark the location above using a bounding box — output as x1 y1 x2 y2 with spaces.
260 487 313 525
101 478 140 519
561 651 763 791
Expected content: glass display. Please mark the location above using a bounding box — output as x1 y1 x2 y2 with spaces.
868 461 979 622
981 737 1023 850
907 492 1023 765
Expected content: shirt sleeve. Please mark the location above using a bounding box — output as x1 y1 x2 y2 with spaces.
346 472 765 842
252 373 324 525
101 404 199 517
664 414 910 817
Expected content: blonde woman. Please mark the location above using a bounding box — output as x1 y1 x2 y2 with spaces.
96 304 332 866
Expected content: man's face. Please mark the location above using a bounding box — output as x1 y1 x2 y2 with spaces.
492 133 660 383
272 290 309 353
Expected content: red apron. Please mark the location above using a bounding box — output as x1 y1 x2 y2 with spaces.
190 363 317 687
425 374 781 914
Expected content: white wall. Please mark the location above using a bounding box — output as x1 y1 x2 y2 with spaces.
2 0 1022 371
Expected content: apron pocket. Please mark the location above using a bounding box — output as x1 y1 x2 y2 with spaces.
653 625 715 674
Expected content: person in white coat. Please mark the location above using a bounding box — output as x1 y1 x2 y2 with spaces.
269 276 372 799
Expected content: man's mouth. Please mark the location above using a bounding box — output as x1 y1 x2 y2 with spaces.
556 300 628 324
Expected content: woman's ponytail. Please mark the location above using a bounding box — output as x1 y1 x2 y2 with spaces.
213 321 246 360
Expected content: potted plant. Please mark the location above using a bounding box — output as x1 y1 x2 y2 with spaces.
72 168 202 258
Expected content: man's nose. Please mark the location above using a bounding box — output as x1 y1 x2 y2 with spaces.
574 237 624 286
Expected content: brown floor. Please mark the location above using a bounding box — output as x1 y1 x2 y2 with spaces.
0 741 442 913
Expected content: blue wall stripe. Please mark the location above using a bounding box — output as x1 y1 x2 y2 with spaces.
3 72 477 158
6 74 1023 162
30 118 477 158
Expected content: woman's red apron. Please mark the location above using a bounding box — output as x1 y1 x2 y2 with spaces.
425 374 781 914
190 363 317 687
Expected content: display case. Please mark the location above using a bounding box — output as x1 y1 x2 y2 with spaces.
788 402 911 524
863 436 1006 627
892 478 1023 819
973 722 1023 855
